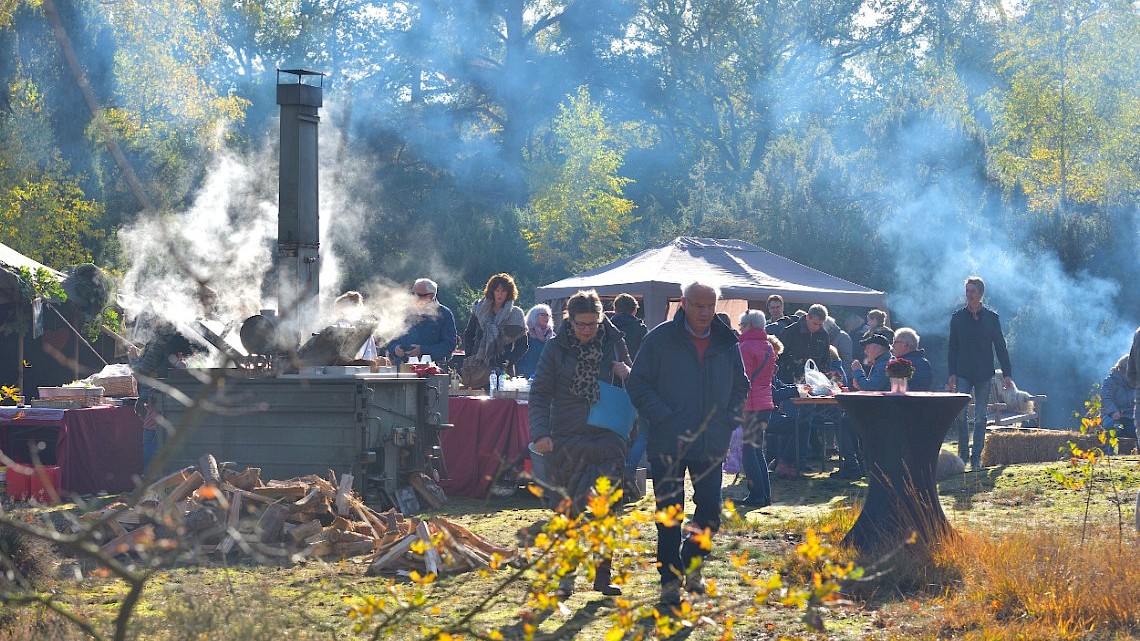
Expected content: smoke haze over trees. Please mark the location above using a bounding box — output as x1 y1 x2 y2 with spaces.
0 0 1137 421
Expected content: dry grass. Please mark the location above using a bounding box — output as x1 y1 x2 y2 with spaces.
880 525 1140 640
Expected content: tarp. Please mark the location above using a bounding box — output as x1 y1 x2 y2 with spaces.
534 237 887 328
0 241 65 305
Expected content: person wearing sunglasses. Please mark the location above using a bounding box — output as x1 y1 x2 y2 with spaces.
387 278 457 368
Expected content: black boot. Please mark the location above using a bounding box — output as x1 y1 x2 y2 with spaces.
592 561 622 596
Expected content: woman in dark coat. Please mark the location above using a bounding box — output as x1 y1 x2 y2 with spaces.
529 290 632 598
462 273 528 380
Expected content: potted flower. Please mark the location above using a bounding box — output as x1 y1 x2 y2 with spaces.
885 357 915 394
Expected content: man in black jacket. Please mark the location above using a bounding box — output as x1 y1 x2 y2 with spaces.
627 281 749 607
948 276 1013 469
777 304 832 385
609 293 648 359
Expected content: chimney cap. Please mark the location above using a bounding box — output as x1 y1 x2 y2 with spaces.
277 69 326 87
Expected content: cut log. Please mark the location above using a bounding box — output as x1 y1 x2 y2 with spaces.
366 534 417 576
287 519 324 543
100 524 155 557
215 493 244 554
292 487 323 511
416 521 441 576
221 466 262 490
335 473 354 516
333 540 376 558
256 504 291 544
198 454 222 486
430 517 515 557
250 484 308 500
158 472 204 511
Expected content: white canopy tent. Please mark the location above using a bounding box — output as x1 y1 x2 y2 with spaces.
534 237 888 328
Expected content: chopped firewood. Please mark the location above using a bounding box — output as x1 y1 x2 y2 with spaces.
250 484 308 500
306 539 335 558
286 510 318 524
215 493 244 554
416 521 441 576
330 529 373 545
430 517 515 557
333 540 376 558
256 504 291 544
89 454 511 576
148 467 194 494
198 454 222 486
182 506 221 536
287 519 324 543
292 486 322 511
365 535 417 576
100 524 155 557
221 466 262 490
335 473 354 516
158 472 204 511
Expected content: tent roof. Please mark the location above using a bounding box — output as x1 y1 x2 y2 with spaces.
0 242 65 304
535 237 886 325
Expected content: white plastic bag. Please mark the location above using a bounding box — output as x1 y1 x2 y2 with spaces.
803 359 836 396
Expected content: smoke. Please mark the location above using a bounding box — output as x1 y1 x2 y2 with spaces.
118 99 453 355
876 115 1136 423
118 146 277 345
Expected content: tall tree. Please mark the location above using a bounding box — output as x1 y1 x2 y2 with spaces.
987 0 1139 215
523 86 636 276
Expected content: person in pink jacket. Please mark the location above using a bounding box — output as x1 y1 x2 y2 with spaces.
737 309 778 507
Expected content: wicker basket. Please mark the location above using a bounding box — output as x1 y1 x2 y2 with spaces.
92 375 138 398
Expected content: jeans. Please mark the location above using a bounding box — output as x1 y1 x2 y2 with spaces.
142 427 159 471
741 411 771 502
956 376 991 463
649 455 722 585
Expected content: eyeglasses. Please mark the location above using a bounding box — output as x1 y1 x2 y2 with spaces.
413 291 434 298
572 321 600 330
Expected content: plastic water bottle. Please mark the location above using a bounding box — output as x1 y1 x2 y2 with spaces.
498 370 509 392
489 368 499 397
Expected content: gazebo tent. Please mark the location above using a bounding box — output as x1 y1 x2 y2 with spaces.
534 237 888 328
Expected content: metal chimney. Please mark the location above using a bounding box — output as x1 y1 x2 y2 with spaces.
276 68 324 344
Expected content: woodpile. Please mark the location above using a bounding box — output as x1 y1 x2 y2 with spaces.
77 454 513 575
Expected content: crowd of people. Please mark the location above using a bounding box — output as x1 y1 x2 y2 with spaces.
520 274 1025 606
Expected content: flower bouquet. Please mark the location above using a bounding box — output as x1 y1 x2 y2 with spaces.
885 358 915 379
885 357 915 394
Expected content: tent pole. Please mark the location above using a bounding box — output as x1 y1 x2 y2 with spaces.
17 302 24 394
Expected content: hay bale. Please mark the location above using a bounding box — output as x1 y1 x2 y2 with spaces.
980 428 1101 466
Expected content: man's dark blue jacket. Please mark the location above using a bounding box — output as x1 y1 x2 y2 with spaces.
627 309 749 462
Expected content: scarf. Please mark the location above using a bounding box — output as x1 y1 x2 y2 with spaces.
528 325 555 342
559 320 606 405
472 298 525 363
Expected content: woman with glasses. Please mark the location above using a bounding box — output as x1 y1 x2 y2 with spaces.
529 290 633 598
461 273 528 382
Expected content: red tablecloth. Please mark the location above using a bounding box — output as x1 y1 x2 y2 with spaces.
439 396 531 498
0 406 143 495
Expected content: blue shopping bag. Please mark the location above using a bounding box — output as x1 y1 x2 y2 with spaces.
587 381 637 438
